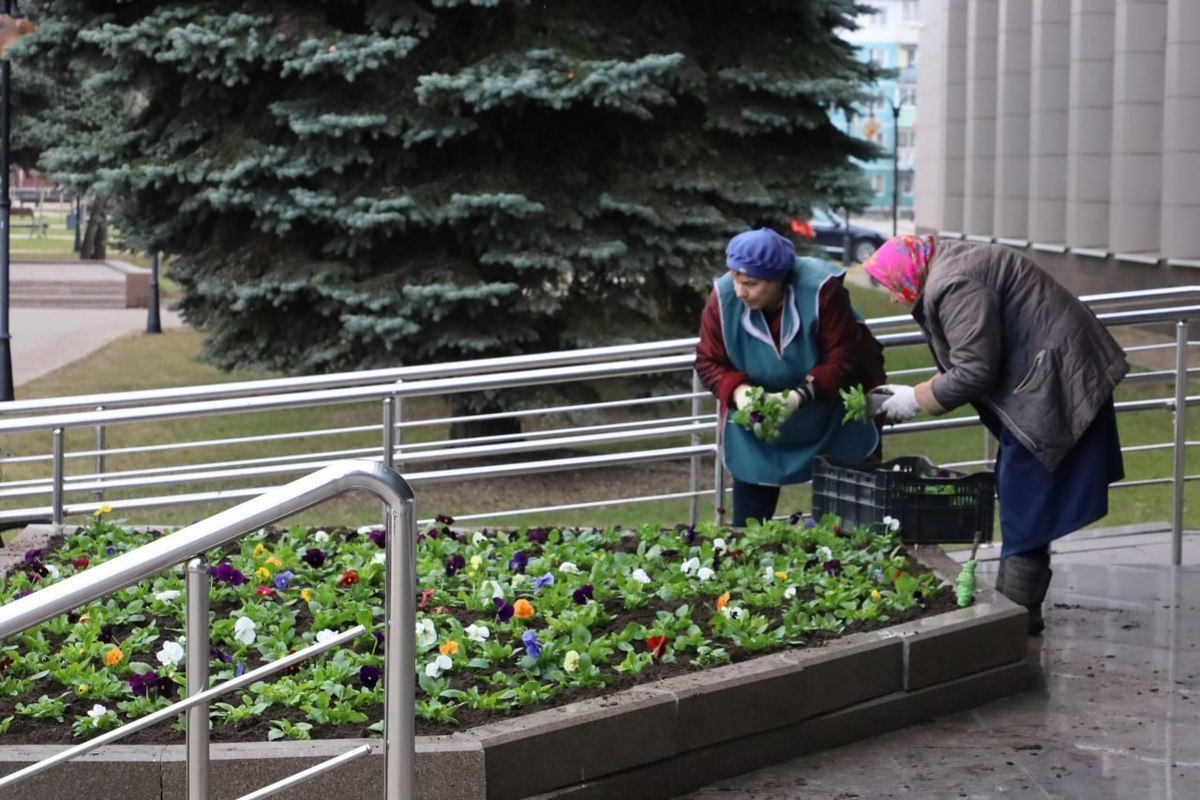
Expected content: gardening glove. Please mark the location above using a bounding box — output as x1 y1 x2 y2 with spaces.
733 384 754 411
878 384 921 422
866 386 893 418
767 379 815 422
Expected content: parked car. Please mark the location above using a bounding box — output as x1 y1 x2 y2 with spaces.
804 208 887 264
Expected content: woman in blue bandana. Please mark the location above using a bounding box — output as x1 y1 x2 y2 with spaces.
695 228 886 526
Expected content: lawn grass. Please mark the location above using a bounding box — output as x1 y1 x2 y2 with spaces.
1 278 1196 539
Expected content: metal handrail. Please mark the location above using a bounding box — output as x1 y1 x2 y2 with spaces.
0 460 418 800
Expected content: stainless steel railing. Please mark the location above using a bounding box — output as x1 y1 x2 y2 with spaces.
0 460 418 800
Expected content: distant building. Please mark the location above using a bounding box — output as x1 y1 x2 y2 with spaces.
916 0 1200 294
839 0 921 218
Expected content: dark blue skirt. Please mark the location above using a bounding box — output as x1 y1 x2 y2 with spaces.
996 399 1123 558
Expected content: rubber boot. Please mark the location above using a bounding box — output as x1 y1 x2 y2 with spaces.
997 552 1052 635
993 559 1006 594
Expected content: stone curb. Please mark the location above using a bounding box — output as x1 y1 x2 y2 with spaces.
0 531 1029 799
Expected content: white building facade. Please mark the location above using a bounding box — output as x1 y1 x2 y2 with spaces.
915 0 1200 291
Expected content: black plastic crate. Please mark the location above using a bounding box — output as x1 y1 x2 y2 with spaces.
811 455 995 544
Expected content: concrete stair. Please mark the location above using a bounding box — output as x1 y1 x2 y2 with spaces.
9 261 146 309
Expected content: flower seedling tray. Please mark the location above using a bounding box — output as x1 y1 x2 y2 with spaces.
811 455 995 544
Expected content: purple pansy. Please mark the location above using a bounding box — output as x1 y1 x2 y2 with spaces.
129 670 175 698
211 562 245 586
493 596 514 622
804 517 817 529
210 646 233 663
572 584 594 605
526 529 549 544
788 511 803 525
508 552 528 574
533 573 555 592
368 528 386 548
301 548 326 568
358 665 381 690
822 559 843 576
273 570 294 591
444 555 466 577
521 630 542 660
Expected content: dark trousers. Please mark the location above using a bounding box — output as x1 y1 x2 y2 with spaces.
731 479 781 527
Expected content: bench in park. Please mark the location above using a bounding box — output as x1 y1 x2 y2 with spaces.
10 206 47 237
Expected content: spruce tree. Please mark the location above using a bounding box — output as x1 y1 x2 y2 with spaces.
23 0 883 374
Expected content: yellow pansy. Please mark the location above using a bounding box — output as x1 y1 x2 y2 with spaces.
870 589 882 601
265 556 284 568
253 543 267 558
563 650 580 673
775 571 788 580
255 566 271 582
93 503 113 517
300 588 313 602
77 684 90 695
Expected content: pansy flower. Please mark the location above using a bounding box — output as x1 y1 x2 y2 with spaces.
493 597 514 622
211 563 245 586
273 570 294 591
563 650 580 673
533 573 555 592
156 640 184 667
646 635 668 658
444 555 466 577
129 670 174 698
438 640 459 657
368 528 386 548
823 559 843 576
105 646 124 666
301 549 327 568
572 584 594 605
513 599 535 619
256 585 275 598
72 556 89 570
716 592 730 612
358 665 381 690
526 529 549 544
232 616 256 646
464 623 490 643
521 630 542 660
415 619 437 648
418 588 436 608
338 570 359 587
508 552 528 574
424 654 453 679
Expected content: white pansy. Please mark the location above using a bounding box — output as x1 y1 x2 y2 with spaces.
464 623 490 643
763 567 775 583
697 567 715 582
784 585 798 599
712 538 727 553
156 640 184 667
46 564 60 579
511 573 526 587
631 568 651 584
313 530 330 543
232 616 257 645
681 557 700 575
472 531 488 546
559 562 582 575
154 589 181 603
720 606 745 620
817 545 833 561
356 525 378 535
87 704 109 725
415 619 437 648
424 654 453 678
372 552 386 565
882 515 901 532
315 629 337 645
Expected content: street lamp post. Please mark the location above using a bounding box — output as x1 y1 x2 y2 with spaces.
146 251 161 334
890 97 906 238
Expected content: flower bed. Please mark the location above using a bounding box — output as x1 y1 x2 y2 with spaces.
0 509 954 746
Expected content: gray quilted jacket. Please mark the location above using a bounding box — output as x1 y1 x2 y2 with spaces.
912 240 1128 472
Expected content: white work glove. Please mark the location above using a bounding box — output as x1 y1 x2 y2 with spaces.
733 384 754 411
877 384 921 422
866 387 892 418
767 381 815 422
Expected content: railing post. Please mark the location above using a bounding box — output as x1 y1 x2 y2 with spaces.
382 397 395 524
185 557 210 800
714 433 726 527
51 428 64 528
93 405 105 502
689 372 701 526
383 495 417 800
1172 319 1187 565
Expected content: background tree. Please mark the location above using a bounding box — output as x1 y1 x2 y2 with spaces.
23 0 883 375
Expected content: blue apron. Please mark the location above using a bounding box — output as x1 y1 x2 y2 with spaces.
717 258 879 486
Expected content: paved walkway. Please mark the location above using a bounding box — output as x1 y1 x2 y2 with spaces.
9 306 183 387
683 526 1200 799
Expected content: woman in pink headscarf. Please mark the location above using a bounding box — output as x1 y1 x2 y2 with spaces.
865 236 1128 636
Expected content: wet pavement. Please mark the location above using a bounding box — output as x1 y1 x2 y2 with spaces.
681 527 1200 799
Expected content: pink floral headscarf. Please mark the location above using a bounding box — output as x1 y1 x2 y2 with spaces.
860 235 937 304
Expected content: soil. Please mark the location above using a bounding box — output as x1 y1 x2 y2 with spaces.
0 533 956 747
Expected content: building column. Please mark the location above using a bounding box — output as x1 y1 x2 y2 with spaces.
1161 0 1200 259
963 0 999 236
1108 0 1167 254
993 0 1032 240
1027 0 1071 244
915 0 970 233
1065 0 1116 249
